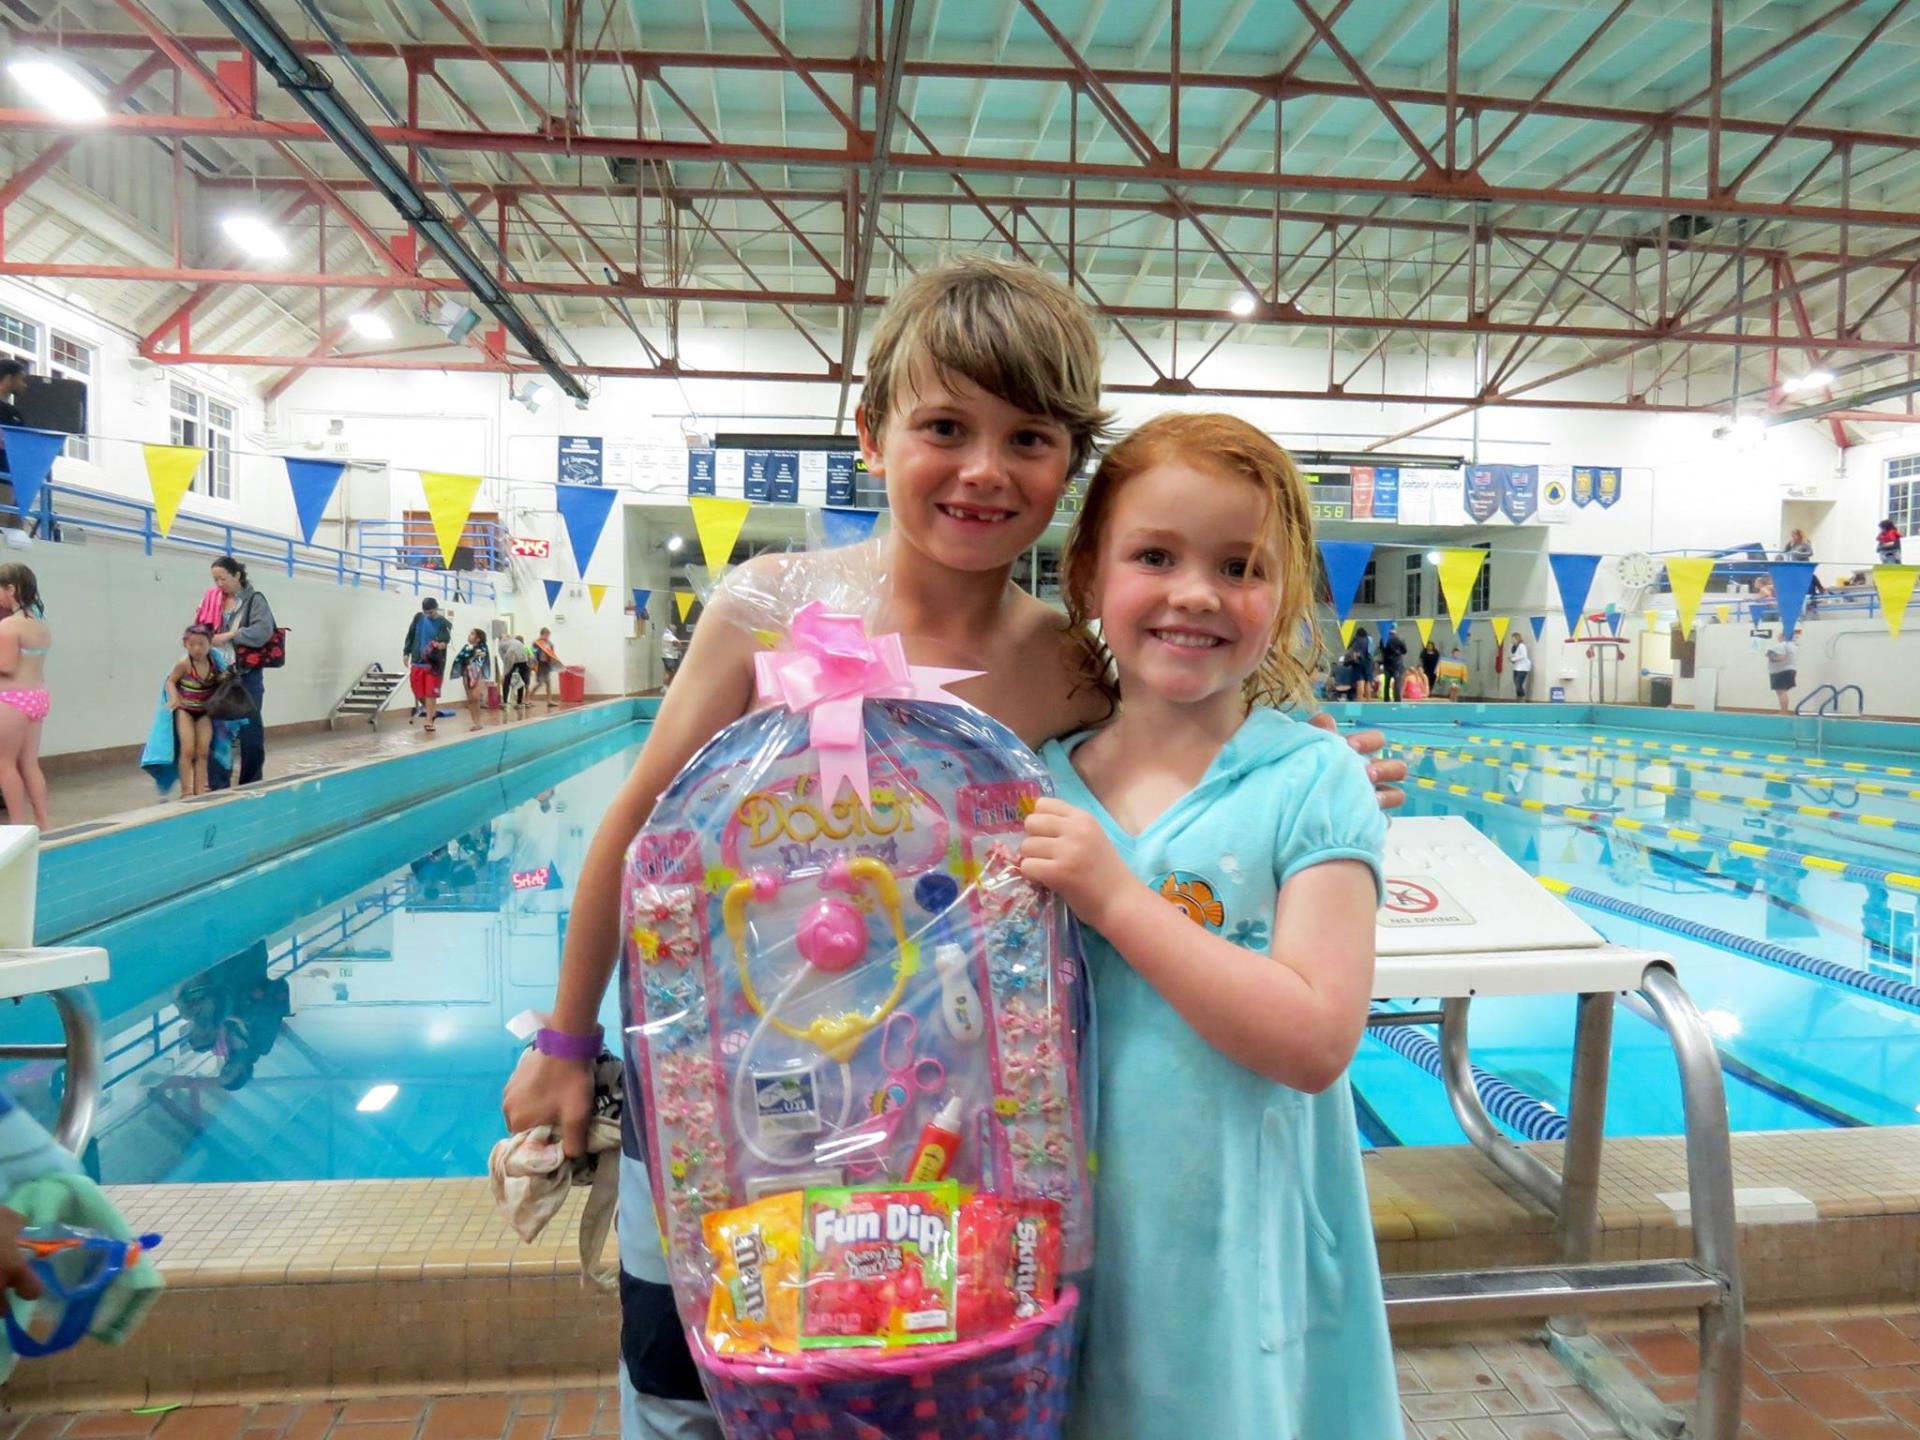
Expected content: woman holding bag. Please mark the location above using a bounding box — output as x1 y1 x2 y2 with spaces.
209 556 279 786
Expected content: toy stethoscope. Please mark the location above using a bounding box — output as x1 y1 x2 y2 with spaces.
5 1228 162 1359
815 1013 946 1176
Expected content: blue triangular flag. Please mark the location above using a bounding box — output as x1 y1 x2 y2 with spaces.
1529 614 1546 642
1317 540 1373 621
1769 561 1817 639
0 425 66 519
820 506 880 549
545 864 564 892
1457 617 1473 642
631 588 651 617
282 456 346 545
1548 553 1602 636
1605 610 1624 637
555 482 619 578
543 578 563 608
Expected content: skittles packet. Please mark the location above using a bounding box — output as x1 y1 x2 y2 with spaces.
799 1183 959 1349
703 1192 805 1354
955 1196 1062 1335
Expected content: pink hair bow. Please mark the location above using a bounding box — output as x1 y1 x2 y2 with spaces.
753 601 979 808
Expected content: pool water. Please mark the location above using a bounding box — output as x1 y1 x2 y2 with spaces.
12 709 1920 1183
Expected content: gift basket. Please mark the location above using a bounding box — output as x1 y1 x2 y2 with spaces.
619 561 1089 1440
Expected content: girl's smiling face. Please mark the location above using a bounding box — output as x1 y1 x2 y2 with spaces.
185 632 212 660
1088 460 1284 715
858 365 1074 575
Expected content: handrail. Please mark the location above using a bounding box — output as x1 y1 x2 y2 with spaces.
1795 683 1839 716
1 478 497 602
1823 684 1864 717
356 518 510 573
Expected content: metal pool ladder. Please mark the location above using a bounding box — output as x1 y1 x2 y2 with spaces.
0 826 109 1152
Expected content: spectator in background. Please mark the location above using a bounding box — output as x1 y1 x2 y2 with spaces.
0 359 29 533
1878 517 1904 564
531 628 561 710
452 628 492 732
1783 528 1826 609
498 633 532 719
1380 627 1408 702
403 596 452 734
1351 623 1375 700
1419 636 1441 692
1437 647 1469 700
0 562 50 829
1508 633 1533 700
660 623 688 688
208 555 277 785
1767 635 1797 714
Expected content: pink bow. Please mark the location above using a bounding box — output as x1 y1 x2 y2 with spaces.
754 601 980 809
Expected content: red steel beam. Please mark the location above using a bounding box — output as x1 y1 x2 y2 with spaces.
726 0 859 139
1289 0 1444 177
17 108 1920 231
41 23 1920 162
0 53 169 211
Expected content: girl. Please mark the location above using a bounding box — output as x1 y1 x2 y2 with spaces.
452 628 492 731
1019 413 1395 1439
1508 631 1533 700
209 556 276 785
168 624 220 797
0 563 50 829
531 628 561 708
498 257 1404 1440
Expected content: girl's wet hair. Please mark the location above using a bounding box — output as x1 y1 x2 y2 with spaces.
183 623 215 644
0 563 44 617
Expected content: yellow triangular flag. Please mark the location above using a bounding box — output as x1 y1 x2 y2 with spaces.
1664 556 1716 636
1339 618 1357 646
589 583 608 612
1414 617 1435 647
675 590 696 622
421 471 484 566
1874 564 1920 639
1491 616 1511 647
1643 609 1659 634
1435 549 1485 628
689 496 752 575
143 444 205 537
1715 604 1731 625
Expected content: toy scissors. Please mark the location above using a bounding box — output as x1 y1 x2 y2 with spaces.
6 1228 163 1359
818 1013 946 1175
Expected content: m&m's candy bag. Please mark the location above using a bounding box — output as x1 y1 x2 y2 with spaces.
703 1192 805 1355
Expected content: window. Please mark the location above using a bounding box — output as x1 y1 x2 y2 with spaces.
1470 541 1492 613
1889 455 1920 534
1357 558 1377 607
0 310 38 364
48 333 91 462
169 383 233 500
1404 554 1423 615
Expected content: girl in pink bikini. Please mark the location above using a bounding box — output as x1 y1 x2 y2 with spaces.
0 563 50 830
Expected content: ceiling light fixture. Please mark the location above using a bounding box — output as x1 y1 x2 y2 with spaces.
356 1083 399 1113
1229 293 1258 318
222 214 289 260
1782 370 1835 393
8 58 106 122
348 310 393 341
665 534 685 553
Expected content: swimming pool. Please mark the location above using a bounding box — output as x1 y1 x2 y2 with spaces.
10 703 1920 1182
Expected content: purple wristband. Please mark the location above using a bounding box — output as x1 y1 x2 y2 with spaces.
533 1025 604 1061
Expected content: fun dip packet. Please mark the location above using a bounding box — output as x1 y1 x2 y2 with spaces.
799 1182 959 1349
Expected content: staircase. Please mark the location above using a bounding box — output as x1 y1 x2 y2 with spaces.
330 663 403 728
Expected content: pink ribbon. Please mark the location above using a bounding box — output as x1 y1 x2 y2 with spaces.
754 601 980 809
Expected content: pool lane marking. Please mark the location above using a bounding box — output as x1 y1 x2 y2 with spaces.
1586 732 1918 779
1397 743 1920 835
1459 731 1920 800
1402 774 1920 891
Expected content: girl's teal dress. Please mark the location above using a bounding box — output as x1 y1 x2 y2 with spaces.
1041 709 1398 1440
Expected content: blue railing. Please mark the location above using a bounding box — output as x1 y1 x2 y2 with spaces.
0 479 497 602
357 518 509 574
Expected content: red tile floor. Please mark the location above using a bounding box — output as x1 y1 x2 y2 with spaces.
12 1312 1920 1440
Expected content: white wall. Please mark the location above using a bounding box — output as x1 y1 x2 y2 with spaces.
28 540 504 758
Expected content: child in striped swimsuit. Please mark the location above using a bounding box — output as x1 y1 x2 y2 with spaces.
169 625 220 798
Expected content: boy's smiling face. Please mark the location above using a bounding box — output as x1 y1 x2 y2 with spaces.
858 365 1074 574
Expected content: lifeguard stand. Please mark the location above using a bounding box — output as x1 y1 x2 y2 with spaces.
1564 611 1629 703
0 827 109 1151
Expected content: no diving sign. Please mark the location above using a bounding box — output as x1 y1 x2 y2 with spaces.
1379 875 1472 928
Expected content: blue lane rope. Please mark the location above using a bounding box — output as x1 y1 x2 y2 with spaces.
1543 878 1920 1016
1366 1016 1571 1141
